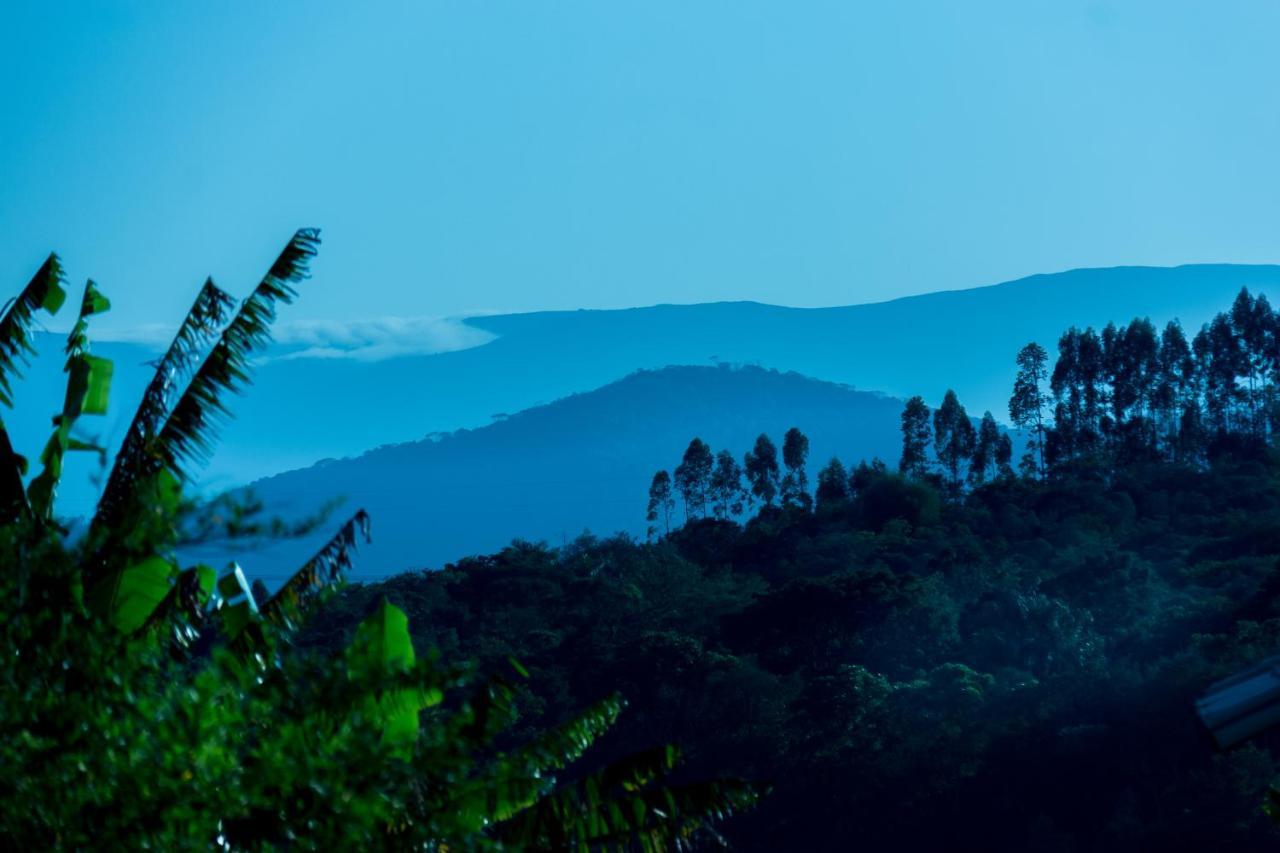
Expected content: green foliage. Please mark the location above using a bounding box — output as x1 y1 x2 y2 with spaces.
311 445 1280 850
27 279 113 520
898 395 932 479
0 238 759 850
0 252 66 409
95 278 235 534
1033 288 1280 470
149 229 319 485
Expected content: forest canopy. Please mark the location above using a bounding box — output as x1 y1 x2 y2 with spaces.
308 287 1280 851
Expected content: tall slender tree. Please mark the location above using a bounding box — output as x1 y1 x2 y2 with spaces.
995 432 1014 478
1231 288 1275 438
709 450 746 519
933 390 975 493
1049 328 1105 463
1201 314 1245 435
1154 320 1194 458
969 412 1001 486
1108 318 1159 460
743 434 781 507
781 427 811 510
674 438 714 520
815 457 849 509
899 396 932 479
645 470 675 539
1009 342 1049 476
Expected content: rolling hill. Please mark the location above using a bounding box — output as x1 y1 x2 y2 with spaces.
224 365 907 580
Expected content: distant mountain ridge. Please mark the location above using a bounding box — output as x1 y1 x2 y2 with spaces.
228 364 907 579
12 263 1280 517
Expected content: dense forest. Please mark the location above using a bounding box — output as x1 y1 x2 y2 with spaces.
305 288 1280 850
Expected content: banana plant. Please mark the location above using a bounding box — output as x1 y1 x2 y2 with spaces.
26 280 113 520
340 596 764 850
0 254 67 521
0 228 348 645
0 231 763 849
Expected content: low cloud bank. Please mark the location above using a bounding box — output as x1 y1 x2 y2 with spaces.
95 316 497 361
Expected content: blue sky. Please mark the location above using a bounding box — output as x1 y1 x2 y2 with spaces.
2 1 1279 333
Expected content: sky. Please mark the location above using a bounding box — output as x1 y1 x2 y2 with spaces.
3 1 1280 336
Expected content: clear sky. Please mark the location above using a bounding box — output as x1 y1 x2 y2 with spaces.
3 1 1279 334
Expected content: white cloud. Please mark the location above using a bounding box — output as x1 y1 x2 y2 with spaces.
94 316 498 362
268 316 496 361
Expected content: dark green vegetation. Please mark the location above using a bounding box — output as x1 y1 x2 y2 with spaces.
307 289 1280 850
0 236 757 849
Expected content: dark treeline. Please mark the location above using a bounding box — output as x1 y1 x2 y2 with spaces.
647 427 815 536
652 287 1280 518
309 286 1280 851
1021 287 1280 472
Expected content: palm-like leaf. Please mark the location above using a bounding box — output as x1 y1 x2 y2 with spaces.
93 278 235 533
0 255 67 520
499 693 626 777
259 508 370 631
149 229 319 483
0 253 67 408
496 743 764 852
133 563 217 647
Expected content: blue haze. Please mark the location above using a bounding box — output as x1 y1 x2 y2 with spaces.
3 2 1280 331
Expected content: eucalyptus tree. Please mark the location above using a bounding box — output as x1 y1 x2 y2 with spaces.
969 412 1001 486
646 469 675 538
709 449 747 519
815 457 850 509
898 396 932 480
781 427 811 510
1154 320 1194 458
743 433 781 506
933 390 975 494
1009 342 1049 477
674 438 714 520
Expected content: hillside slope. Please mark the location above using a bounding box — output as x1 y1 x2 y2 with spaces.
234 365 906 578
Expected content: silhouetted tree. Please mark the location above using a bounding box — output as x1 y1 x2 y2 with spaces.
969 412 1001 486
1050 327 1106 464
709 450 746 519
899 396 932 480
995 432 1014 478
815 457 849 509
1178 400 1205 463
848 458 887 498
646 470 675 539
1009 342 1049 477
743 434 781 507
674 438 714 520
781 427 811 510
1154 320 1194 459
1200 314 1245 436
933 390 975 493
1231 288 1275 438
1106 318 1160 460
